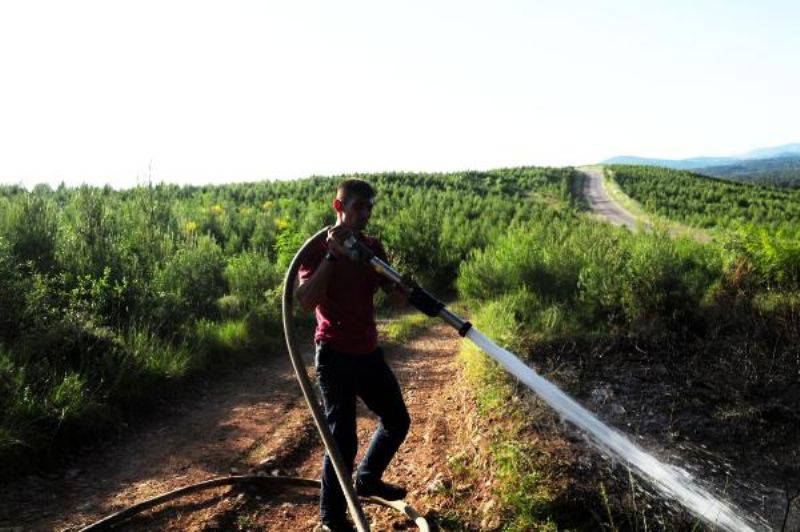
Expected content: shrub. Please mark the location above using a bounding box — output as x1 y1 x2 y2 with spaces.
154 235 226 325
224 250 282 312
0 238 25 340
724 225 800 290
0 195 58 273
458 220 581 306
380 196 443 287
618 234 719 331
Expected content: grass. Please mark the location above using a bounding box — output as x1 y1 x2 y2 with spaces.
455 304 559 531
380 311 435 343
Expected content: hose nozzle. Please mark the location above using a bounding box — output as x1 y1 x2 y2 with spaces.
342 234 375 262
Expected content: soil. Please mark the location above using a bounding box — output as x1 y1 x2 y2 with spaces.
0 321 480 531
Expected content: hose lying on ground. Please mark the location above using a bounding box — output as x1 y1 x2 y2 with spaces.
79 474 428 531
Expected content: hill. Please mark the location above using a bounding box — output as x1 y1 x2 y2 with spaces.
606 164 800 233
697 154 800 188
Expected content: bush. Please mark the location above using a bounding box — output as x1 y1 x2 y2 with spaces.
380 196 444 287
0 195 58 273
458 219 581 306
224 250 282 312
724 225 800 290
154 235 226 326
104 328 192 410
617 234 719 330
0 238 25 340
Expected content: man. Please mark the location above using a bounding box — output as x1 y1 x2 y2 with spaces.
296 178 411 532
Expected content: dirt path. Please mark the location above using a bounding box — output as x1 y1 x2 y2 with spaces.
1 321 470 531
0 334 317 531
578 165 641 229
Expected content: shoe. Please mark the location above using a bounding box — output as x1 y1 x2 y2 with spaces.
314 518 357 532
355 479 407 501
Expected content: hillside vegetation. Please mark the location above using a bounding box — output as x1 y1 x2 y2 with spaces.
608 164 800 290
2 166 798 528
607 165 800 231
0 168 576 475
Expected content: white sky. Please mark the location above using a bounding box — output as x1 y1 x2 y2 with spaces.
1 0 798 189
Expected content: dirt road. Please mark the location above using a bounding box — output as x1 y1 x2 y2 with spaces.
578 165 641 229
0 321 470 531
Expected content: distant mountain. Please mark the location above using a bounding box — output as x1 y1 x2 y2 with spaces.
602 142 800 170
603 156 735 169
697 154 800 188
742 143 800 159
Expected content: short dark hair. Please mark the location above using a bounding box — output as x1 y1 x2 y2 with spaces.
336 178 375 204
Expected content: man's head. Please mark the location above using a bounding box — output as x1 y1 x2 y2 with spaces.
333 178 375 232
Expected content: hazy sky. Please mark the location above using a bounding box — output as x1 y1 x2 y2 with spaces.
1 0 798 188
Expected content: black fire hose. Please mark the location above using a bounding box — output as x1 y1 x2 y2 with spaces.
79 226 454 531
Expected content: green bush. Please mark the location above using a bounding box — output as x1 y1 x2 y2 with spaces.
49 372 92 423
380 196 444 287
57 187 124 279
617 234 719 329
154 235 226 325
0 195 58 273
458 219 582 306
724 225 800 290
0 238 25 340
104 328 193 410
224 250 281 312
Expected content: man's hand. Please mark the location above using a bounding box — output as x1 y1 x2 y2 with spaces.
326 225 351 258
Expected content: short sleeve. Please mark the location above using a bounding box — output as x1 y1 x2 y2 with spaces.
298 239 324 283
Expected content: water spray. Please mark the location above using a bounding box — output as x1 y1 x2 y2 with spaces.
300 228 761 532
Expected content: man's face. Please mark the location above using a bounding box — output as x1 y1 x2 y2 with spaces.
336 194 374 231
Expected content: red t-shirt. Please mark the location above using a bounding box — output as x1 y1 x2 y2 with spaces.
298 231 391 354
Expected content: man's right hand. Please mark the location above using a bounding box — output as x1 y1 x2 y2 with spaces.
326 225 351 258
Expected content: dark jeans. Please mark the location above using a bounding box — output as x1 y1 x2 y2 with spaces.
315 342 411 523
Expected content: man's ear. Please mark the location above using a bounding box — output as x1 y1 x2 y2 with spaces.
332 197 343 213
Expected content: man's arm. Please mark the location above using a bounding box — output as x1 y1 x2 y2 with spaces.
295 257 335 312
295 225 350 312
